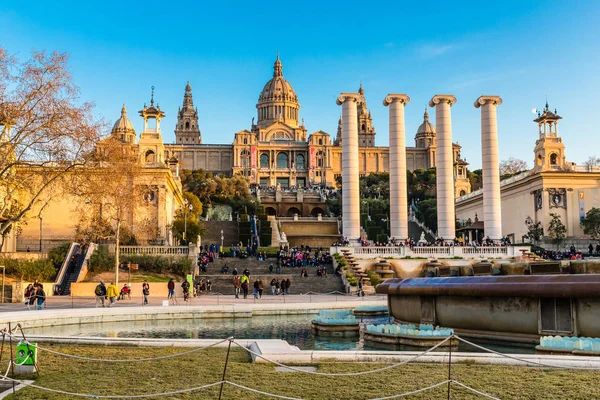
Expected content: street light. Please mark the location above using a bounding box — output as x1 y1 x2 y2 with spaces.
180 198 193 244
0 265 4 303
220 230 224 248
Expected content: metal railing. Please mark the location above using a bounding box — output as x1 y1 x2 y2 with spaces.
119 246 190 256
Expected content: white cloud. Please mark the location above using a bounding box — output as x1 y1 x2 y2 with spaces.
417 43 454 59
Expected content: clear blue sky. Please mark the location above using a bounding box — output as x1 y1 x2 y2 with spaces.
2 0 599 169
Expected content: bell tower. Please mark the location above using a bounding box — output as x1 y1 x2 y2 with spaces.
533 101 567 172
174 81 201 144
138 86 166 167
357 83 376 147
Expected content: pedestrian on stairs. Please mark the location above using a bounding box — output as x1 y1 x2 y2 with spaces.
240 275 249 299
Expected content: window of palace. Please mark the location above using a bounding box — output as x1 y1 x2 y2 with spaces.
276 177 289 188
277 153 288 169
243 138 248 144
460 190 466 196
319 138 323 145
550 153 558 165
260 177 268 186
260 154 269 168
145 150 155 163
186 122 190 129
296 154 305 170
297 178 306 187
241 150 250 167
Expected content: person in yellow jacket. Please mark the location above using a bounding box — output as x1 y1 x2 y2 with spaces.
240 275 249 299
106 282 119 308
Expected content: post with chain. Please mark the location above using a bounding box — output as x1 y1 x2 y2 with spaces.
218 338 233 400
8 323 15 394
447 334 453 399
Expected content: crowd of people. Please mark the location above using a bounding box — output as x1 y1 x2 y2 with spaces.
334 235 514 248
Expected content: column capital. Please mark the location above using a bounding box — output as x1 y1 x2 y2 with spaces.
474 95 503 108
429 94 457 107
383 94 410 107
336 93 361 106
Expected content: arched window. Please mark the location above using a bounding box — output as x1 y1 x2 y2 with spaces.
243 138 248 144
550 153 558 165
460 190 466 196
316 151 324 168
296 154 305 170
260 154 269 168
277 152 288 169
145 150 155 164
185 121 190 129
361 123 366 131
241 150 250 167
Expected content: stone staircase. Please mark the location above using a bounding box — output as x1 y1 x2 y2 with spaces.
340 250 375 294
196 257 344 295
201 221 239 247
270 217 281 247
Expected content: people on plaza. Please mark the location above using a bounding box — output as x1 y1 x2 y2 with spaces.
240 274 249 299
142 280 150 305
24 284 35 310
94 281 106 308
181 279 190 302
35 285 46 310
253 279 259 299
258 280 264 298
167 278 175 299
233 275 241 298
270 278 276 295
106 282 118 307
119 284 131 300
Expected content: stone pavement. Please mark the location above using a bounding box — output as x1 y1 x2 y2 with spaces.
0 293 387 313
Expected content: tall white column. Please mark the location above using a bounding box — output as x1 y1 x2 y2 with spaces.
383 94 410 240
475 96 503 240
336 93 361 241
428 95 457 241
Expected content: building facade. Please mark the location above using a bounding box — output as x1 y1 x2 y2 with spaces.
164 56 471 196
455 103 600 244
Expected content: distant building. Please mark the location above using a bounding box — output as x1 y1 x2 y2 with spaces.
163 56 471 197
456 103 600 245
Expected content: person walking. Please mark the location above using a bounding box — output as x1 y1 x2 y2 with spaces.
167 278 175 299
24 284 35 310
33 286 45 310
181 279 190 302
253 279 259 299
233 275 241 298
357 278 364 297
106 282 118 307
258 280 264 298
285 278 291 295
94 281 107 308
275 279 281 295
142 280 150 305
270 278 276 295
240 274 249 299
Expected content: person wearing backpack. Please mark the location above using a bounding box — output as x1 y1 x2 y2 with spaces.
95 281 107 308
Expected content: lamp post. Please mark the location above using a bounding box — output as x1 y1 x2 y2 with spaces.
180 198 193 244
39 212 43 252
220 230 224 248
0 265 4 303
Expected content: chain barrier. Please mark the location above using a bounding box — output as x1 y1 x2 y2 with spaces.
229 336 453 376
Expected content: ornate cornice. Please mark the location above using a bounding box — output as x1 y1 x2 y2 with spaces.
428 94 457 107
382 94 410 107
474 95 503 108
336 93 361 106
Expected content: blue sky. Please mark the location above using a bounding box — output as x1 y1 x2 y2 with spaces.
1 0 599 169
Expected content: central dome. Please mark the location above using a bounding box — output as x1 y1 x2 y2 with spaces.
258 57 298 103
111 104 136 144
256 56 300 128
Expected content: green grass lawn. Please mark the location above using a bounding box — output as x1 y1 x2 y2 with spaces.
5 345 600 399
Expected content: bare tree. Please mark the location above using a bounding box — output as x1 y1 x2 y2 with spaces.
499 157 528 177
73 137 144 286
584 156 600 170
0 48 103 242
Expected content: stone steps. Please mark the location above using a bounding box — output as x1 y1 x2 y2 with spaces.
198 274 344 295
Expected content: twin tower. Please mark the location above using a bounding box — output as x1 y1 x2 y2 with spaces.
337 93 503 242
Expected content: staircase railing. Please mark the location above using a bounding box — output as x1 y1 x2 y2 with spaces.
409 208 437 239
76 243 97 283
55 242 79 285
